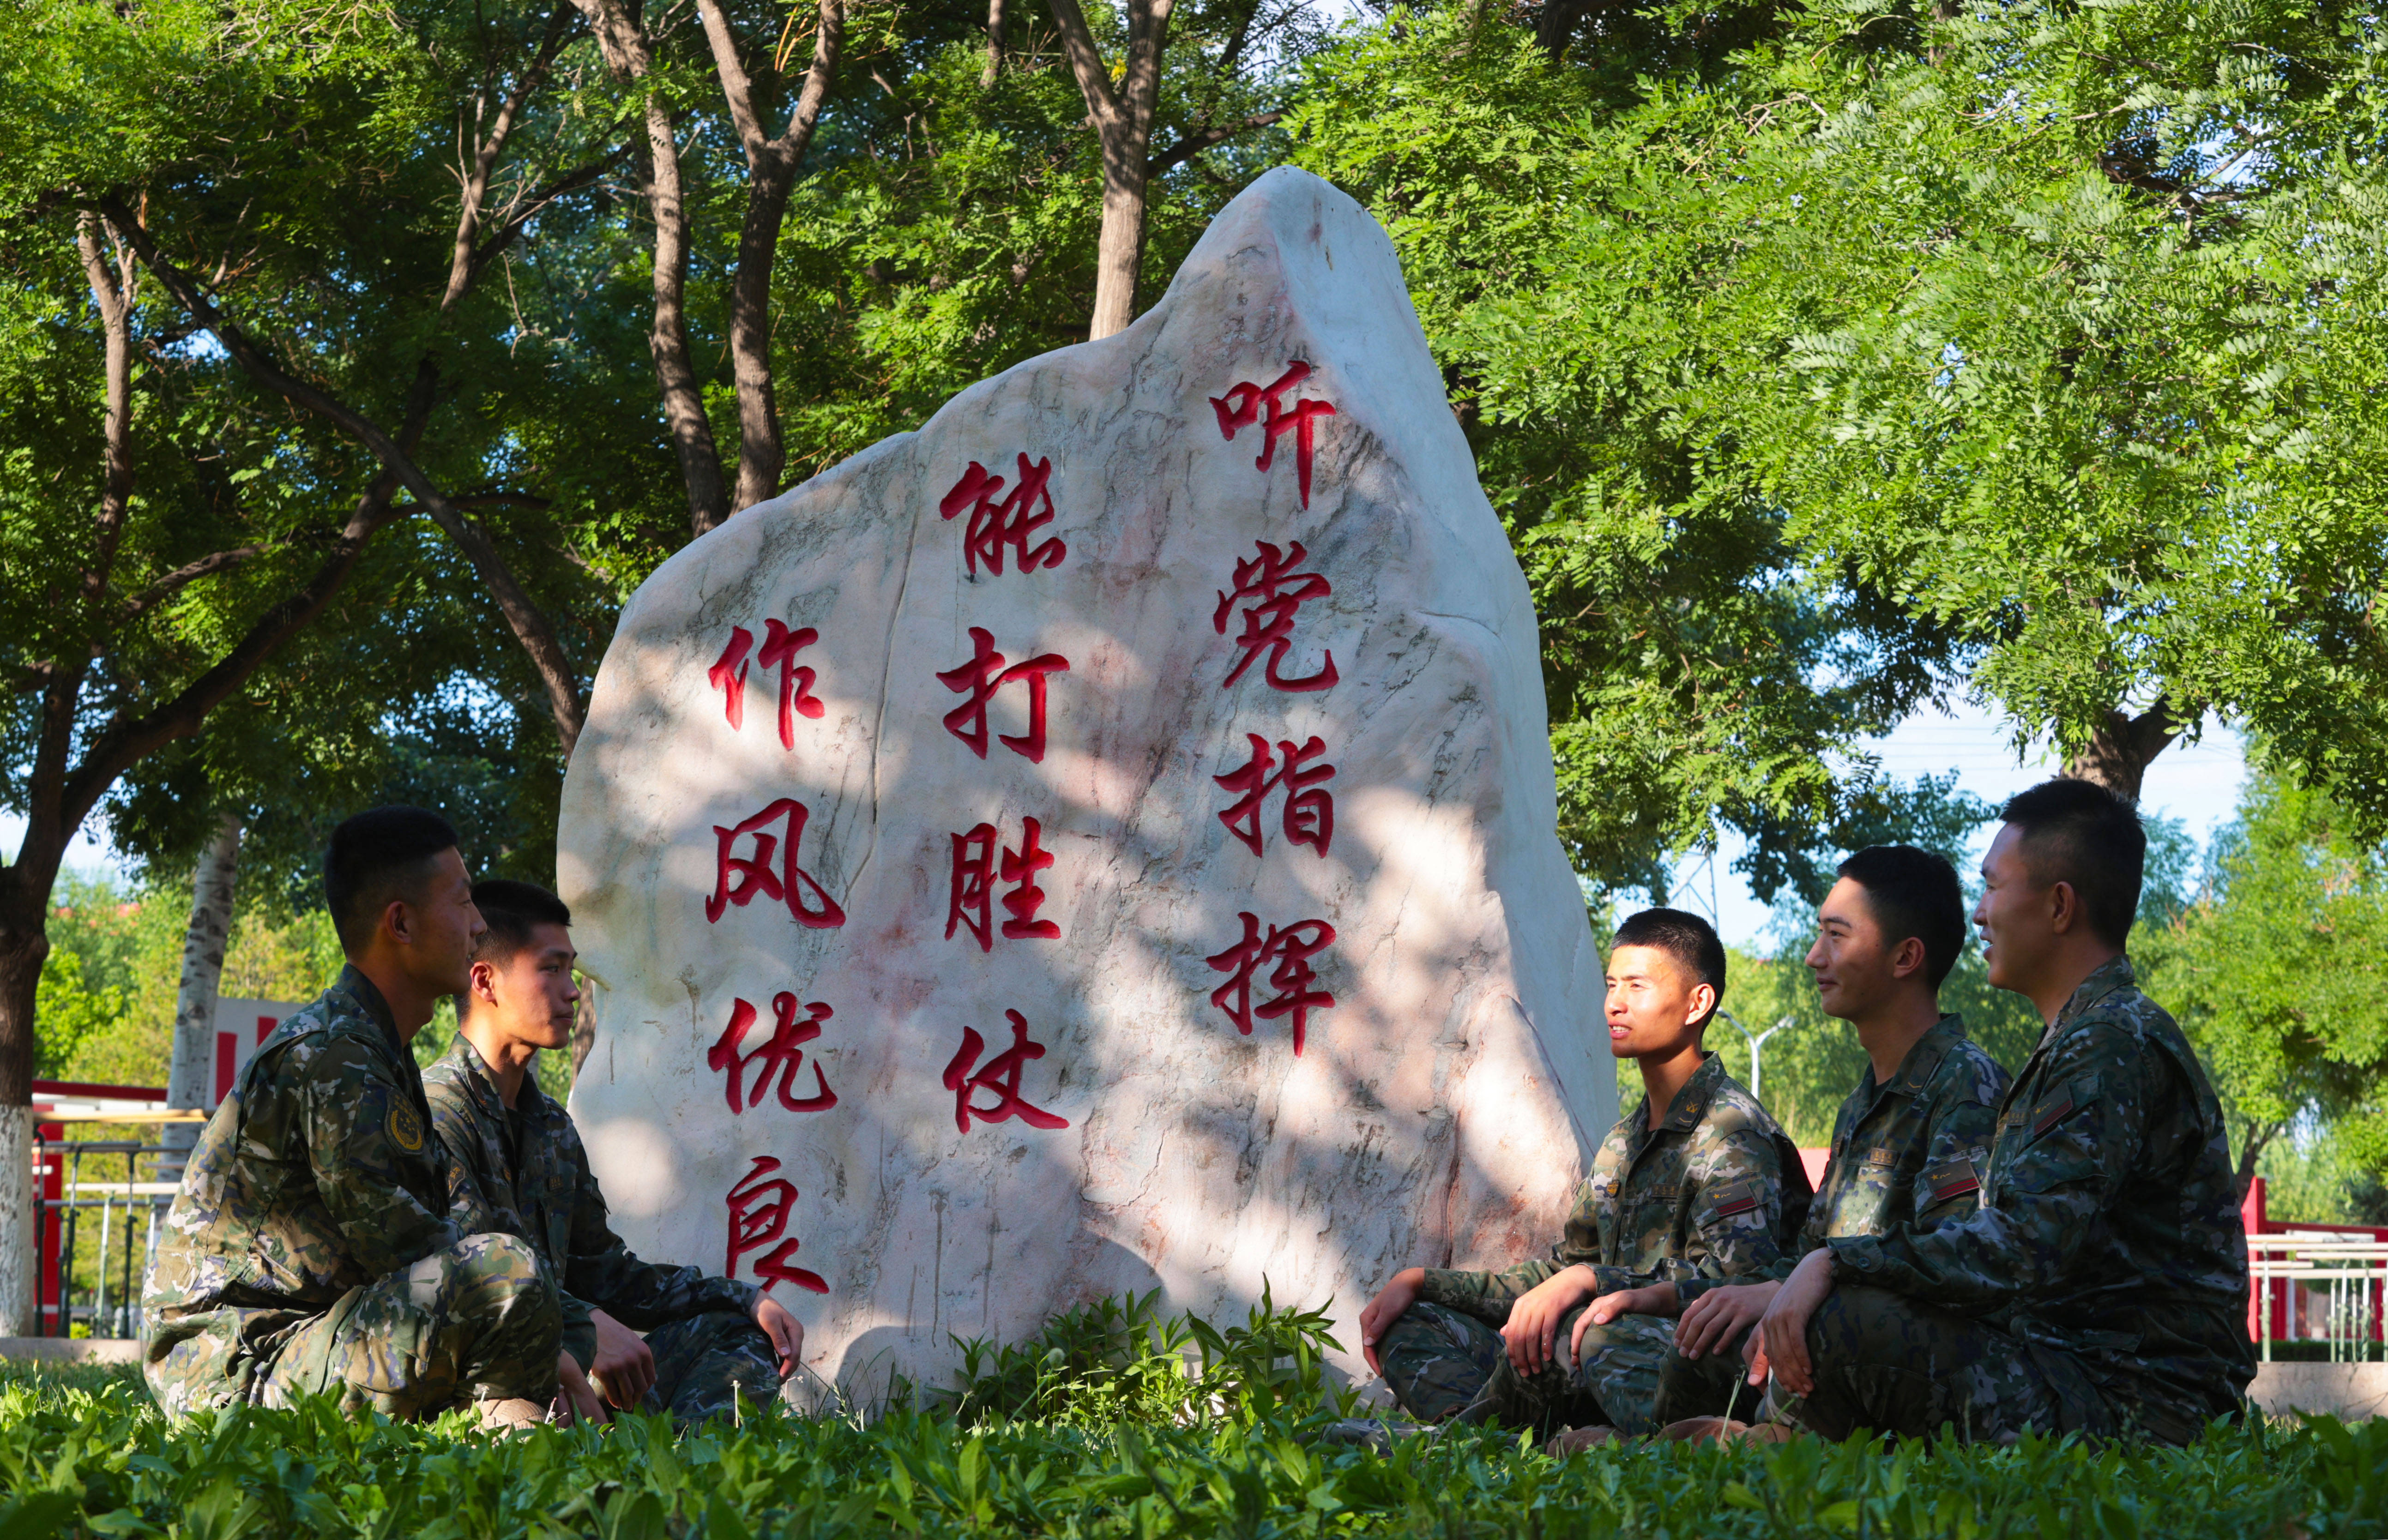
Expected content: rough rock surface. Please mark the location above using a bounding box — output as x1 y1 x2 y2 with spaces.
556 166 1614 1395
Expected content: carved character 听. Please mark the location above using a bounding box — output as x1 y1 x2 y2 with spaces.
1208 360 1337 509
706 797 847 928
1207 912 1337 1054
1213 540 1338 692
708 994 837 1114
941 1009 1070 1133
725 1155 829 1293
937 626 1070 762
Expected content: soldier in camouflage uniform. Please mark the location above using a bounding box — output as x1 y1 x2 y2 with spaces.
143 810 562 1423
1649 848 2009 1425
425 880 798 1426
1359 910 1810 1436
1750 782 2255 1444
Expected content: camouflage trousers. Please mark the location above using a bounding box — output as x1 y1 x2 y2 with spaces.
1773 1285 2099 1443
564 1308 784 1427
1652 1323 1769 1427
1376 1299 1677 1435
254 1233 561 1420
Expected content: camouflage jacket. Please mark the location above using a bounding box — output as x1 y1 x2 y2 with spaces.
421 1035 756 1348
1677 1015 2007 1303
1829 958 2256 1435
1420 1052 1812 1321
141 967 462 1415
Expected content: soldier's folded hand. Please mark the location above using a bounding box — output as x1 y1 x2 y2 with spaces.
1500 1265 1599 1374
553 1352 608 1426
1358 1268 1425 1375
588 1308 658 1409
1677 1280 1779 1359
1754 1249 1836 1396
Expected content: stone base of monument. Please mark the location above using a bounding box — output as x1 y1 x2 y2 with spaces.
557 164 1613 1397
2249 1361 2388 1421
0 1336 142 1365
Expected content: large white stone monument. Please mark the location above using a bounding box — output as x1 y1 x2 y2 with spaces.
556 166 1614 1396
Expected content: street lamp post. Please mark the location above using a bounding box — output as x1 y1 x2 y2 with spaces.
1714 1009 1799 1103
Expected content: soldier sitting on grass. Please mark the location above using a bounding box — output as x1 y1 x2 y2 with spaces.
1356 908 1812 1437
144 807 564 1428
422 879 802 1427
1744 779 2255 1444
1569 845 2010 1444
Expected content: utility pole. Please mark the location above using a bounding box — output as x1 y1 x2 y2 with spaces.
1714 1009 1798 1103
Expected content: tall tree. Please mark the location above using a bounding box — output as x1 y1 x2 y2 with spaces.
159 809 241 1180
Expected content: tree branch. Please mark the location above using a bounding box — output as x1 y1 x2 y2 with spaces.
445 3 577 314
1148 109 1282 176
117 545 269 620
101 201 589 755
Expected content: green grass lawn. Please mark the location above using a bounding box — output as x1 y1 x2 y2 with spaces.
2 1298 2380 1538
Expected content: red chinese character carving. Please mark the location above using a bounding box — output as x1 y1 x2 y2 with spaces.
939 454 1067 576
937 626 1071 762
947 823 997 951
999 816 1060 940
1207 912 1337 1055
756 620 825 748
725 1155 828 1293
941 1009 1070 1133
708 994 838 1114
707 798 847 928
1213 540 1338 692
947 818 1062 950
709 626 755 729
1214 734 1336 858
1208 360 1338 508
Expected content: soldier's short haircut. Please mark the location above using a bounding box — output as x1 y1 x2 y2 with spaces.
1999 777 2146 948
324 806 460 953
1610 907 1727 1025
470 879 573 966
1835 844 1966 988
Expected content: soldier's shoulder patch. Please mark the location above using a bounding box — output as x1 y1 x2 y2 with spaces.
2032 1073 2101 1137
387 1099 427 1153
1708 1179 1761 1217
1924 1158 1980 1204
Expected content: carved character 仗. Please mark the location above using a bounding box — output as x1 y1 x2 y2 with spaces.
937 626 1071 762
940 454 1067 576
706 797 847 928
708 994 837 1115
942 1009 1070 1133
1214 540 1338 693
1214 733 1335 858
725 1155 828 1293
1209 360 1337 509
1207 912 1337 1054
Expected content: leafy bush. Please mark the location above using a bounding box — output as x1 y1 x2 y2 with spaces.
2 1302 2385 1537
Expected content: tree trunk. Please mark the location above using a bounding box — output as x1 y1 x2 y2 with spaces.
571 0 734 538
2235 1120 2279 1204
699 0 846 514
2064 699 2182 803
0 893 50 1334
161 810 244 1182
983 0 1007 87
1045 0 1176 340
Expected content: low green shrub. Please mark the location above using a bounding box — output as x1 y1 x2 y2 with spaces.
0 1300 2380 1538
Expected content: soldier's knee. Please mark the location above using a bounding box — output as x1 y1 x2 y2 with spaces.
424 1232 558 1316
